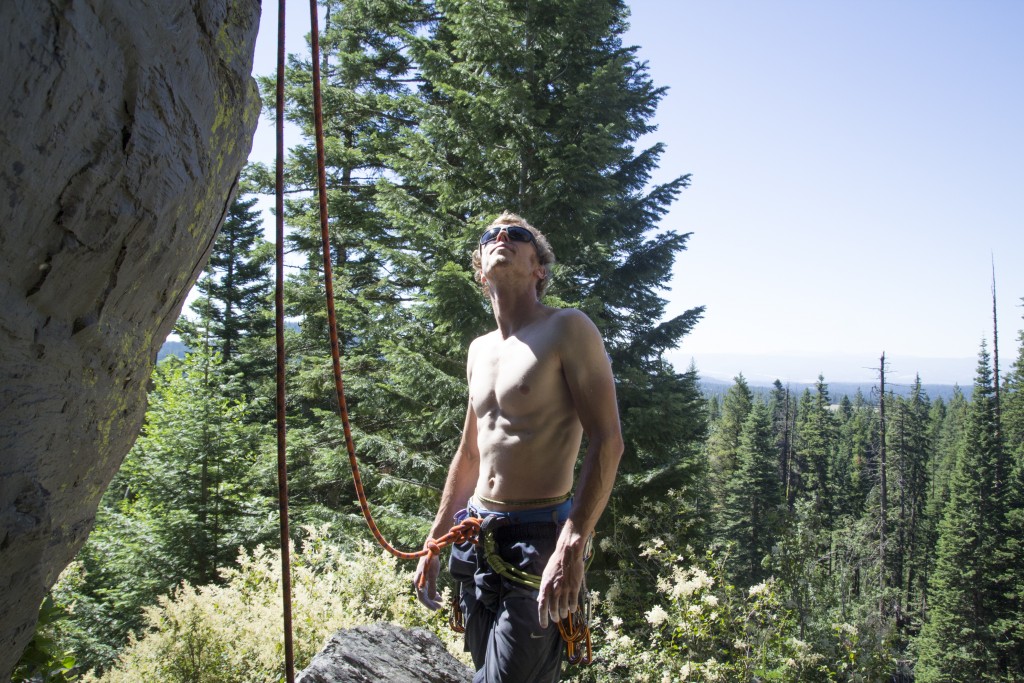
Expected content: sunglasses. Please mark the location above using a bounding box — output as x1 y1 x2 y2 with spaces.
479 225 536 246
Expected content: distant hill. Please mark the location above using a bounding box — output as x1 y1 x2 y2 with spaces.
699 376 967 403
157 340 187 360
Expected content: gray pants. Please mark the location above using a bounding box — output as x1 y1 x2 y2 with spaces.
449 520 564 683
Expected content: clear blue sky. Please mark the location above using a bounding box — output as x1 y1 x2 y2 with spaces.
622 0 1024 384
249 1 1024 386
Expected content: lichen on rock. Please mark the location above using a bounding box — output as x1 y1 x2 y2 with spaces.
0 0 262 678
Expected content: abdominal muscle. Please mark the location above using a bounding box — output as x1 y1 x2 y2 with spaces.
473 400 583 509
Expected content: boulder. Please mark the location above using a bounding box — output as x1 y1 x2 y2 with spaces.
297 624 473 683
0 0 261 677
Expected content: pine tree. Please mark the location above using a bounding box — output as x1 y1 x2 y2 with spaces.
836 388 878 514
916 342 1009 681
721 401 783 586
769 379 796 507
922 389 966 569
62 349 269 671
885 377 931 624
375 0 708 531
255 0 449 541
706 374 754 499
260 0 707 553
793 376 836 526
187 191 275 404
995 302 1024 676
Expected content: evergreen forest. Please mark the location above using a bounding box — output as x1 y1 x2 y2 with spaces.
16 1 1023 681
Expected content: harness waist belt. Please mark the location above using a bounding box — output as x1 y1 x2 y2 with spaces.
464 495 572 525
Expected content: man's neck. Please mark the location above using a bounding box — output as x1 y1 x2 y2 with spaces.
489 282 545 338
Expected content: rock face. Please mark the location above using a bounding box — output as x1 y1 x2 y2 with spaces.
297 624 473 683
0 0 261 677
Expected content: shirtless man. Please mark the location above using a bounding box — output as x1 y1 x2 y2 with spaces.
413 212 624 682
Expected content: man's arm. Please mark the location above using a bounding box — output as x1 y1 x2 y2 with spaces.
538 310 624 628
413 395 480 609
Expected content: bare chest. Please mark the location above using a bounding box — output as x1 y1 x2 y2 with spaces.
469 334 565 419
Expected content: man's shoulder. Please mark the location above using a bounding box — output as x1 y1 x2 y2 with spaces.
470 329 503 345
546 307 599 335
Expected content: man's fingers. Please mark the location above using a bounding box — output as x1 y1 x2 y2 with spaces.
538 581 554 628
413 557 443 610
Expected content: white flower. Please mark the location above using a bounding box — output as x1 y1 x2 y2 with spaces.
834 622 857 636
702 594 719 607
680 662 692 680
702 658 721 680
748 581 768 598
610 616 623 628
645 604 670 626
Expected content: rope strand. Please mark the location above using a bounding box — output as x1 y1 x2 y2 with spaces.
305 0 479 566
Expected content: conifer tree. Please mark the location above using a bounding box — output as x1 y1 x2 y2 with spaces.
995 304 1024 676
255 0 447 540
374 0 707 521
793 376 837 526
836 388 878 514
706 374 754 492
886 377 931 622
721 400 783 586
187 191 275 403
916 342 1009 681
769 379 795 505
261 0 706 550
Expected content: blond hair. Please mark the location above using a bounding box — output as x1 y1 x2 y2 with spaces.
472 212 555 299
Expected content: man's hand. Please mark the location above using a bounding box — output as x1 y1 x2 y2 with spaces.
537 525 586 628
412 553 443 610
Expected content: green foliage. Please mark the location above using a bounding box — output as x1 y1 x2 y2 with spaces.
81 528 462 683
793 378 838 526
49 2 1024 680
12 595 77 683
571 542 892 683
55 349 271 673
721 401 785 587
915 343 1012 681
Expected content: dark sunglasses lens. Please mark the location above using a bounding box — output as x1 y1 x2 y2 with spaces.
479 225 535 245
507 226 534 242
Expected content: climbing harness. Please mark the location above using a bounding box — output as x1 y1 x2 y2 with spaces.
273 0 595 674
448 514 595 665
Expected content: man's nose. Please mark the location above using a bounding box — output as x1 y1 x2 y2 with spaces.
495 227 510 242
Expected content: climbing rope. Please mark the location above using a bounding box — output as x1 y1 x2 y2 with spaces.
273 2 295 682
276 0 594 667
303 0 480 567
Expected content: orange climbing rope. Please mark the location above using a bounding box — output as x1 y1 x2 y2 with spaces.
303 0 480 568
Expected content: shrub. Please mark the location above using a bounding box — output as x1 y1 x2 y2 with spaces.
83 527 461 683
